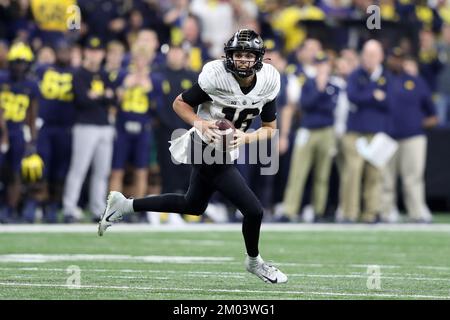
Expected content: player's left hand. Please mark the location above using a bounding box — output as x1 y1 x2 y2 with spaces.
230 129 247 149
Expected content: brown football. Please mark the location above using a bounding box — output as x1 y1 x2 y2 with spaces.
214 119 235 151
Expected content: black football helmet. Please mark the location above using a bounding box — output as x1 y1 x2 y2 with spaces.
224 29 265 78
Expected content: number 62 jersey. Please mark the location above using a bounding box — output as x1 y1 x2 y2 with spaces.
197 59 281 131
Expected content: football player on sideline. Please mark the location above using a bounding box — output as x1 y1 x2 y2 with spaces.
98 29 288 284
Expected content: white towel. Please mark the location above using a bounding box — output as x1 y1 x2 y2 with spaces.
168 127 239 164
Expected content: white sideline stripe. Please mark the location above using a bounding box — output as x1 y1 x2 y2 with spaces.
0 282 448 299
0 254 234 264
1 223 450 233
417 266 450 271
1 267 449 282
2 261 450 273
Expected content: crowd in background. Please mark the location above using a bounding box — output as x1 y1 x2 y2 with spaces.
0 0 450 224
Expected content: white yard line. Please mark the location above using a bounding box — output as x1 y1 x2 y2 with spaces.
0 254 234 264
1 223 450 233
1 266 449 282
0 281 448 299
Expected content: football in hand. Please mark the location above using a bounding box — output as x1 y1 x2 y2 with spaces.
214 119 236 151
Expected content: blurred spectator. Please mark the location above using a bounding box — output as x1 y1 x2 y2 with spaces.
154 43 200 223
124 29 164 70
282 52 339 222
104 40 125 87
124 8 145 48
333 48 358 138
340 40 390 223
271 0 325 54
256 0 284 47
30 0 78 47
7 0 35 44
256 41 292 218
0 42 38 223
396 0 443 33
30 40 76 223
36 45 55 65
70 43 82 68
190 0 258 58
382 51 438 223
418 28 444 93
318 0 352 18
289 38 322 77
62 36 115 222
132 0 169 44
178 14 211 72
0 41 9 70
438 0 450 25
153 44 198 223
339 48 359 75
163 0 190 29
436 23 450 125
110 43 162 223
0 0 11 40
78 0 131 44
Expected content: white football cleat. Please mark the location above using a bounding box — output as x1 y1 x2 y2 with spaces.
245 255 288 284
98 191 128 236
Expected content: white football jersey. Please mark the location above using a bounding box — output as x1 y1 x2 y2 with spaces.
197 59 281 131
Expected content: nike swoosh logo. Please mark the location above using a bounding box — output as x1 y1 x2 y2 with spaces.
262 275 278 283
252 101 261 105
105 211 117 223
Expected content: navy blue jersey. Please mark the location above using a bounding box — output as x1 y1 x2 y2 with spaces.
116 72 164 131
155 66 197 130
0 71 39 132
36 64 76 126
300 76 340 129
346 67 391 134
388 73 436 139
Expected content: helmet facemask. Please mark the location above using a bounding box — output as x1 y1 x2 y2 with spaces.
224 29 265 78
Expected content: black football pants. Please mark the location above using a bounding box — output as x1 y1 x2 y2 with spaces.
133 146 264 257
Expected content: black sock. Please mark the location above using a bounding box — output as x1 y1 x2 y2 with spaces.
242 215 262 257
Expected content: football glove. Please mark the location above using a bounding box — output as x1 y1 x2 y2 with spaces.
21 153 44 183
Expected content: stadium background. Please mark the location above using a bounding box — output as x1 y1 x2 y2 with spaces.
1 0 450 303
0 0 450 223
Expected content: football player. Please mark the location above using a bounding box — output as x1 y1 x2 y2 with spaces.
0 42 39 223
109 43 162 210
27 39 77 223
98 29 288 284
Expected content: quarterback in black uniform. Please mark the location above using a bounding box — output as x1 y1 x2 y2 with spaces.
98 30 288 284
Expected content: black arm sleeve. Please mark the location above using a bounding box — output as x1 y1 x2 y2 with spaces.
260 99 277 122
181 83 212 108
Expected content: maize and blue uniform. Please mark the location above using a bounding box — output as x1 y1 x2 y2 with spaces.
0 72 39 173
112 72 163 170
35 64 76 182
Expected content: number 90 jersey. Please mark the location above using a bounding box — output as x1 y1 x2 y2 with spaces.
197 60 280 131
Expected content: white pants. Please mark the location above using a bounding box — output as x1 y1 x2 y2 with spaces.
381 135 431 220
63 124 114 218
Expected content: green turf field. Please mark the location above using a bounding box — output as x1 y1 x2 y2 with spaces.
0 223 449 300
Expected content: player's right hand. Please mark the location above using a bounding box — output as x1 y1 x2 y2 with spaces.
194 120 220 143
